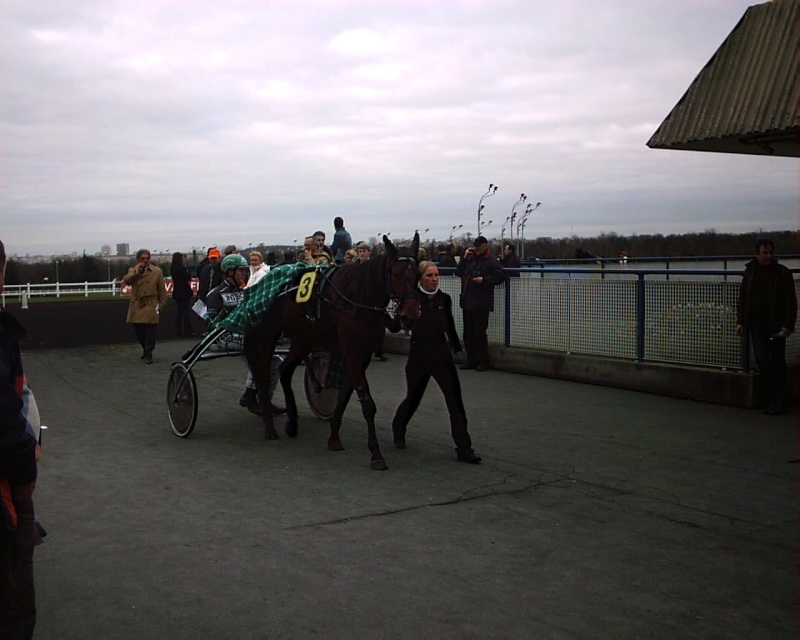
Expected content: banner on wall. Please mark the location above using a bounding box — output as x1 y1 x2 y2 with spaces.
121 277 199 297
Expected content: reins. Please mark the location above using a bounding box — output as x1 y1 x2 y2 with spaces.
323 255 417 314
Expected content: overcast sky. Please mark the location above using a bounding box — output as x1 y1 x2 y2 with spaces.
2 0 797 257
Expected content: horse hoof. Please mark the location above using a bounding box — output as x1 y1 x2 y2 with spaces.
328 440 344 451
285 422 298 438
371 459 389 471
264 427 280 440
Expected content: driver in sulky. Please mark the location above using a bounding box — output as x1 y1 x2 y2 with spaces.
206 254 285 417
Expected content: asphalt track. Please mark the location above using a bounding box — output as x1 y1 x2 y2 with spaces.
20 338 798 639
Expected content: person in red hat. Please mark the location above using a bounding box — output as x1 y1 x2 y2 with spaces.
196 247 222 303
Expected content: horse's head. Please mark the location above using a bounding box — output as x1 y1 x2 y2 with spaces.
383 232 420 330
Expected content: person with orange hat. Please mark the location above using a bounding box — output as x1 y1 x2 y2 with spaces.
196 247 222 303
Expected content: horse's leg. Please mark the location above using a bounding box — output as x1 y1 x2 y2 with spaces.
327 379 354 451
345 354 387 471
281 354 303 438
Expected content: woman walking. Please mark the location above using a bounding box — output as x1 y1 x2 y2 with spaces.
391 261 481 464
123 249 167 364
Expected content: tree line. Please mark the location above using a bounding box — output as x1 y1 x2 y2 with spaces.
5 229 797 285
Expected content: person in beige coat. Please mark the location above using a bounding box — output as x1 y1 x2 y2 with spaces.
122 248 167 364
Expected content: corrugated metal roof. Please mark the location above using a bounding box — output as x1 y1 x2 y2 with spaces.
647 0 799 157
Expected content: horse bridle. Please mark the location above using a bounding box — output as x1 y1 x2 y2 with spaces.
325 254 418 316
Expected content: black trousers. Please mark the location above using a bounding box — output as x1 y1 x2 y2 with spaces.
750 328 788 405
462 309 491 368
392 359 473 453
174 297 192 337
0 495 36 638
133 323 157 357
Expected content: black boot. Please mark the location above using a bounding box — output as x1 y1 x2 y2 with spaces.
239 389 263 416
456 449 482 464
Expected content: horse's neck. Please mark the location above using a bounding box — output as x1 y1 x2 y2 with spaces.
334 257 388 307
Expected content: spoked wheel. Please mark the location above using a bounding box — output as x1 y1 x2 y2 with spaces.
303 351 339 421
167 363 198 437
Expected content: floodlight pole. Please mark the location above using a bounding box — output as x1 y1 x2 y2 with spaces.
477 183 498 236
518 202 541 259
509 193 527 242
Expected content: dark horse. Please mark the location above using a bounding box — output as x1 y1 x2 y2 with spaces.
245 233 420 470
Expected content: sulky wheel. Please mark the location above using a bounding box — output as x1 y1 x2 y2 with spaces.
167 363 199 437
303 351 339 421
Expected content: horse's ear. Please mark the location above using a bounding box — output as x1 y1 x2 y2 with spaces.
383 235 396 256
410 232 420 258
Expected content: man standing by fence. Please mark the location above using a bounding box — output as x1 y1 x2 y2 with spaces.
736 238 797 415
456 236 504 372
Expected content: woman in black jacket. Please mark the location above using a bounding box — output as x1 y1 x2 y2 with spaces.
170 252 194 338
391 261 481 464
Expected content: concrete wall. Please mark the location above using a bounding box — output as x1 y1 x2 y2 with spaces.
382 333 796 409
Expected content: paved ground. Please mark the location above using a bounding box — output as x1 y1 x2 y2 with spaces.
21 339 798 639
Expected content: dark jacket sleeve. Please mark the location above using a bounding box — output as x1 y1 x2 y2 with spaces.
205 286 225 324
443 294 462 352
0 318 37 487
482 257 505 287
780 266 798 330
198 263 211 302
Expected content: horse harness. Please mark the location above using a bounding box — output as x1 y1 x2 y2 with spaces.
282 255 418 323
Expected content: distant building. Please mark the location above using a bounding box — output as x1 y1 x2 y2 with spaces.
116 243 130 256
101 244 111 256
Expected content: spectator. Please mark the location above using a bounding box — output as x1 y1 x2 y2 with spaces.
246 251 270 288
0 238 39 637
312 231 334 264
170 252 194 338
197 248 222 303
355 241 372 263
302 236 332 266
122 248 168 364
266 251 277 267
456 236 504 371
223 245 238 256
331 216 353 264
434 244 457 269
343 249 357 264
390 261 481 464
502 243 521 279
283 250 297 265
736 238 797 415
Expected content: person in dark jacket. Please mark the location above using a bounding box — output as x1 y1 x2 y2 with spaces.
170 252 194 338
736 238 797 414
455 235 504 371
433 244 457 270
196 247 223 303
391 261 481 464
0 239 38 637
501 243 521 279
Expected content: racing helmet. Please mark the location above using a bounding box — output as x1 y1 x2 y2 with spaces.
221 253 248 274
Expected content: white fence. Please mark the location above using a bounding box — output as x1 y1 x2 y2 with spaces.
1 280 123 305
